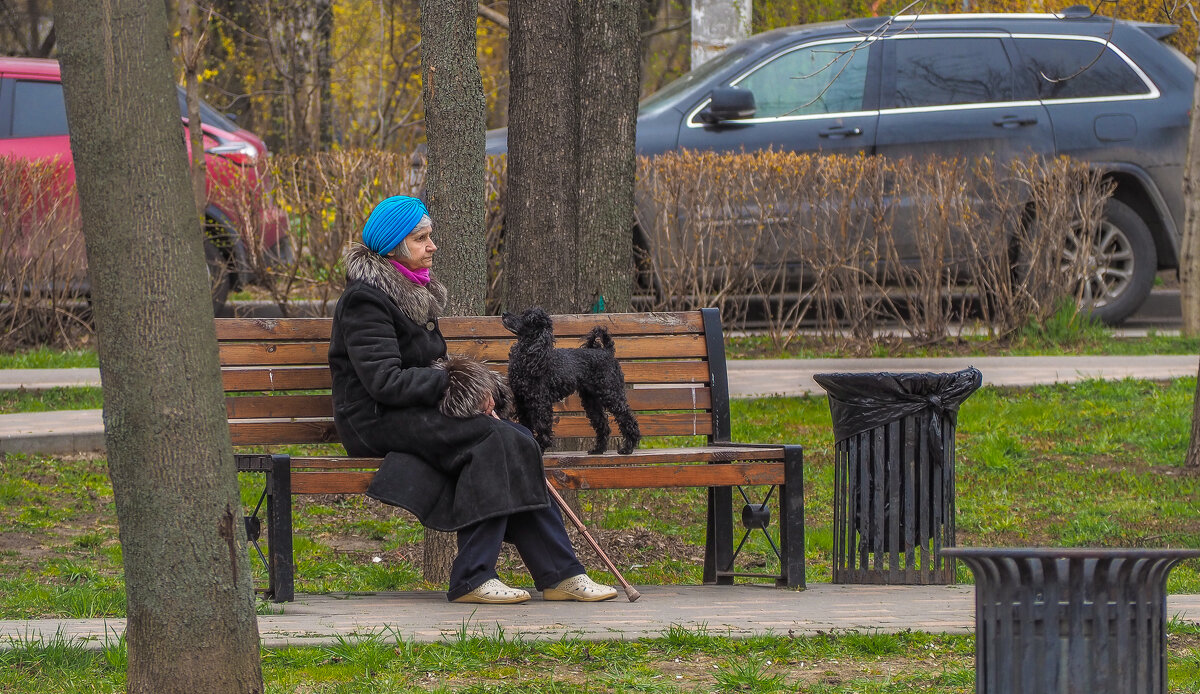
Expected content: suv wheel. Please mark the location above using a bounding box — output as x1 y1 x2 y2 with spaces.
1066 198 1155 325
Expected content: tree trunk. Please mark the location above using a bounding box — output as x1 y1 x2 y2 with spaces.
1181 33 1200 335
1188 357 1200 467
503 0 579 313
55 2 264 692
577 0 640 314
179 0 208 226
418 0 489 583
316 0 334 149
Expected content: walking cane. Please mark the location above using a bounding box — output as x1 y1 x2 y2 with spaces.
545 479 641 602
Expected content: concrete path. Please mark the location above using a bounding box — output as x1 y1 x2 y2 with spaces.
3 584 1196 649
3 355 1197 454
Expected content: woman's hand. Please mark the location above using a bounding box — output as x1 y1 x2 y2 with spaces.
482 393 500 419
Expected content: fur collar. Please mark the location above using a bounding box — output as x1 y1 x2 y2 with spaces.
343 243 447 323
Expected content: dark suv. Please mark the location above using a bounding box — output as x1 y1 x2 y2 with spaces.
489 9 1194 323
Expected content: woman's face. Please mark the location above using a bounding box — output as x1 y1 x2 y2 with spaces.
392 225 437 270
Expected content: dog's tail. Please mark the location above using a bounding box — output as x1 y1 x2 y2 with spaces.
583 326 615 353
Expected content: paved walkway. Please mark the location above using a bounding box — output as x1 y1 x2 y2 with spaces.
2 584 1195 648
3 355 1197 455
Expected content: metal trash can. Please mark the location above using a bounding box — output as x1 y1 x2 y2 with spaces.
814 367 981 584
943 547 1200 694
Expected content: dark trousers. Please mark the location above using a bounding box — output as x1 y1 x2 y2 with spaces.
447 502 585 601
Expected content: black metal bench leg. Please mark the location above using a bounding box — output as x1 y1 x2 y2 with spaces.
778 445 806 588
704 486 734 585
266 454 294 603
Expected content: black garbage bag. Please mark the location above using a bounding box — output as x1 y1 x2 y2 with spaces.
814 367 982 551
814 367 983 463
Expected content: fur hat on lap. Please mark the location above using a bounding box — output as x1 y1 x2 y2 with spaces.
435 355 513 419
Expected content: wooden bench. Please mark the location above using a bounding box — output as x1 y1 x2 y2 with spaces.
216 308 805 602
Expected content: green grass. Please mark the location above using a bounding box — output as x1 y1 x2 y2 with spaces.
2 378 1198 619
0 348 98 369
0 387 103 415
0 625 1195 692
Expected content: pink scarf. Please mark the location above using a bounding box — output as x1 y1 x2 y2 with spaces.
389 259 431 286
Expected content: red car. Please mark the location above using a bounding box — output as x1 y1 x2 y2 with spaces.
0 57 290 308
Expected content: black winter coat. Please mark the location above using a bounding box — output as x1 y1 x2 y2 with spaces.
328 245 548 531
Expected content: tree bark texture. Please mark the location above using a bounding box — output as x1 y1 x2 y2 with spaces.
576 0 640 313
1188 358 1200 467
55 2 264 692
179 0 208 225
503 0 580 313
1180 33 1200 336
418 0 489 582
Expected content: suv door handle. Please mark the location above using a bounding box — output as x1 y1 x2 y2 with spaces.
819 126 863 139
993 115 1038 128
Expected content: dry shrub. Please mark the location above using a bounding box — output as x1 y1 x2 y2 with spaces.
636 150 1113 345
264 150 424 314
883 156 976 343
635 150 768 324
0 157 90 350
967 155 1113 336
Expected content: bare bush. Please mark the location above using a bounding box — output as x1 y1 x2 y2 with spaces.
265 151 424 313
884 156 974 343
966 155 1113 336
635 150 1113 344
0 157 90 350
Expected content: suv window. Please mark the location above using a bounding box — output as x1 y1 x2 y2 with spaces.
1014 37 1151 100
735 40 870 117
11 79 68 138
891 36 1013 108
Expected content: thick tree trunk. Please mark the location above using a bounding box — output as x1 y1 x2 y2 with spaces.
577 0 640 314
55 2 264 692
419 0 488 583
503 0 579 313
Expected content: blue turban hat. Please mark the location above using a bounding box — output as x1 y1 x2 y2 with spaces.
361 195 428 255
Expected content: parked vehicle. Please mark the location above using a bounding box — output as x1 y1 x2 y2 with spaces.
488 9 1194 324
0 57 290 311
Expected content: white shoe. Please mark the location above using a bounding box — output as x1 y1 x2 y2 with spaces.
452 578 530 604
542 574 618 602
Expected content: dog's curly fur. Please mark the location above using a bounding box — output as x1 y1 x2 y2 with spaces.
434 355 512 419
502 307 640 455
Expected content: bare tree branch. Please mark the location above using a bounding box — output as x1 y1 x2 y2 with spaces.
478 3 509 30
642 18 689 40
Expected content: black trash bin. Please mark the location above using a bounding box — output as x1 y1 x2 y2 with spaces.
814 367 981 584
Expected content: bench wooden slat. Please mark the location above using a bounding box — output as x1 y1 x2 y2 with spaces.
253 446 782 471
229 412 713 445
226 387 713 420
222 360 712 392
215 312 705 341
219 333 708 366
445 334 707 360
549 463 785 489
222 367 332 392
290 462 783 494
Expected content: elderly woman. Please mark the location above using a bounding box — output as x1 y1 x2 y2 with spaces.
328 195 616 604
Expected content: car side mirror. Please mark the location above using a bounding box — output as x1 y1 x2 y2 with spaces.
225 112 238 123
700 87 756 124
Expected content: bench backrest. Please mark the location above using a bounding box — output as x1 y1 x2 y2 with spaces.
215 308 731 452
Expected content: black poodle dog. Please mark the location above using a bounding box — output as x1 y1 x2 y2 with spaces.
501 307 641 455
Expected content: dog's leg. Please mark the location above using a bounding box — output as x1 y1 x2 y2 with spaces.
603 387 642 455
529 402 556 452
580 391 611 454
